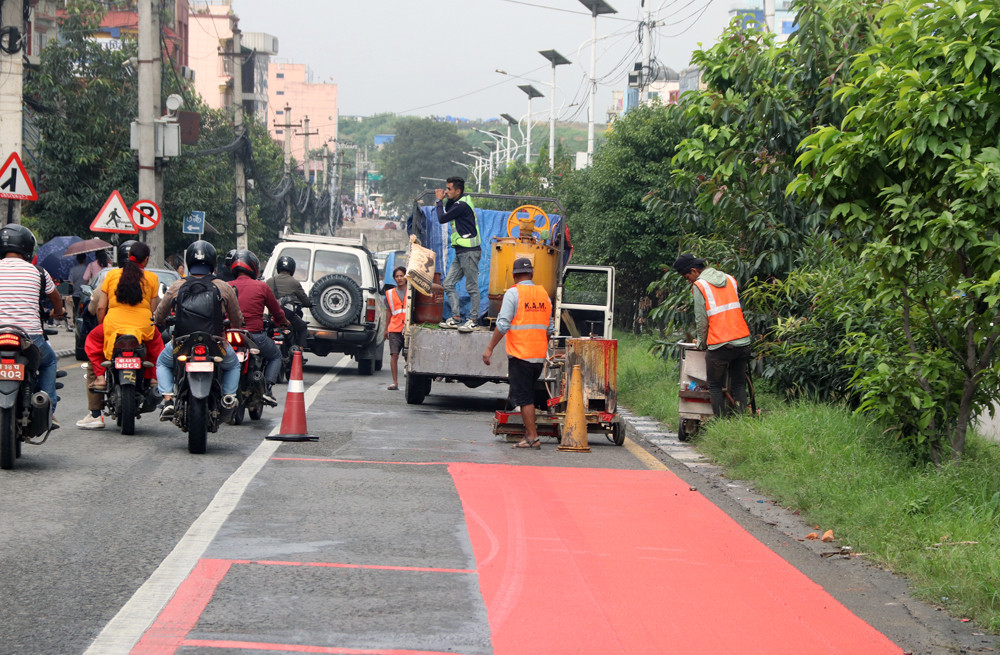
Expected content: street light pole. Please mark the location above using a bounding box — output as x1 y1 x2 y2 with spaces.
518 84 543 165
539 49 571 169
578 0 616 167
500 113 519 163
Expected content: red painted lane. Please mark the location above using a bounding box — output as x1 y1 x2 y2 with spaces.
449 463 903 655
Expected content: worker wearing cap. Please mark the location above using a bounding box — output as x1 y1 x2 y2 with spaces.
674 252 752 417
483 257 554 449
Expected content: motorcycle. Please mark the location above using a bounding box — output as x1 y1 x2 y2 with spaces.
98 333 160 435
267 296 302 383
169 331 236 454
0 325 66 470
226 328 267 424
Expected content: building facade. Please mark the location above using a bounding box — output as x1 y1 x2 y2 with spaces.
267 61 337 168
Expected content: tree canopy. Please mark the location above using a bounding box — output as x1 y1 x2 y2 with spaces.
378 118 470 209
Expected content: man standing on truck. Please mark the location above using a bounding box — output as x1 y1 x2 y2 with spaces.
482 257 553 449
673 253 752 417
435 176 481 332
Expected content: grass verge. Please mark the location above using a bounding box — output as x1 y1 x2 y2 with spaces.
616 333 1000 632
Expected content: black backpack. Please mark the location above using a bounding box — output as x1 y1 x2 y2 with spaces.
173 275 224 337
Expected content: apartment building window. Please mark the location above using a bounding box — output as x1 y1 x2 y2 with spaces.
276 130 284 135
276 73 284 79
276 90 284 95
276 110 284 115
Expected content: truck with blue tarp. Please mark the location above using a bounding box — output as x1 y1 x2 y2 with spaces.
401 192 616 415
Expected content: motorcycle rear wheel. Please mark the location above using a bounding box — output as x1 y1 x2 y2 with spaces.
120 385 137 435
187 397 208 454
0 406 16 470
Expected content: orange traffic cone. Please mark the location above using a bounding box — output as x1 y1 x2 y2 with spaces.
267 349 317 442
558 364 591 452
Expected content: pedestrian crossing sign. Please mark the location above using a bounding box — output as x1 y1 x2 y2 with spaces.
90 190 138 234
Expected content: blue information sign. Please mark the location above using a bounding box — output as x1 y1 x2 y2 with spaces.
183 211 205 235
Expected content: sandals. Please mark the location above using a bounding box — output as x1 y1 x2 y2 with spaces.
511 438 541 449
386 384 399 390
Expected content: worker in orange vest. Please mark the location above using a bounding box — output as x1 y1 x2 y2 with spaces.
384 266 407 390
674 253 752 418
483 257 553 449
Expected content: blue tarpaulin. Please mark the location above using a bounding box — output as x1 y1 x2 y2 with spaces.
415 206 561 319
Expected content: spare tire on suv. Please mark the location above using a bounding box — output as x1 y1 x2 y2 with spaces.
310 274 363 329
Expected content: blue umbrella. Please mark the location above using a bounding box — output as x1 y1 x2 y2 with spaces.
36 236 82 280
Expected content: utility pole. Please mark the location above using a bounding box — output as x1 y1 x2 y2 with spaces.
139 0 164 262
0 0 25 224
641 0 653 105
297 115 318 233
232 27 248 249
273 104 301 229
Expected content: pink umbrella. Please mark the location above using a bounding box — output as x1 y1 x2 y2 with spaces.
63 237 113 257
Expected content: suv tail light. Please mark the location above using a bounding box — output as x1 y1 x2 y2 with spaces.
365 298 376 323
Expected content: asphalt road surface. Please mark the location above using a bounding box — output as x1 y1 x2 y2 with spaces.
0 340 996 655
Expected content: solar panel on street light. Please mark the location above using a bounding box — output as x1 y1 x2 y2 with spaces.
578 0 616 16
518 84 544 99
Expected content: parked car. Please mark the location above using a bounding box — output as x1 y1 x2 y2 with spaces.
261 233 386 375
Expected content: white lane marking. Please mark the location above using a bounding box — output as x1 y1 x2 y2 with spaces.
84 355 349 655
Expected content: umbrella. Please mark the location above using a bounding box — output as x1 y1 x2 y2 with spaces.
40 253 79 281
36 236 82 267
63 237 113 257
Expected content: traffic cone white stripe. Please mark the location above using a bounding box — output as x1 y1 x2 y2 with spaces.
287 379 304 393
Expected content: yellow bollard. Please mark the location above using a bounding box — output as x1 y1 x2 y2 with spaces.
558 364 591 452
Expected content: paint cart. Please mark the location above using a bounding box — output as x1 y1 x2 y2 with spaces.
677 342 713 442
676 342 757 441
492 337 624 446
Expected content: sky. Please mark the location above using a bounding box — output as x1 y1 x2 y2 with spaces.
228 0 737 123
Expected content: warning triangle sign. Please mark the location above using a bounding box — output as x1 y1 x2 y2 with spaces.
90 190 138 234
0 152 38 201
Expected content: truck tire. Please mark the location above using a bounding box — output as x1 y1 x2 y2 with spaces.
309 274 362 329
405 373 429 405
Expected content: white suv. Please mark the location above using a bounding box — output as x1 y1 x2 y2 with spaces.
261 232 386 375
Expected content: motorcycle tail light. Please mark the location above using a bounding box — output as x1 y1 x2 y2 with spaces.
193 344 208 356
0 333 21 348
122 351 134 357
365 298 376 323
227 332 242 345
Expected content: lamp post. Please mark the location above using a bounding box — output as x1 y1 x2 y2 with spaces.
517 84 544 165
578 0 616 166
475 128 506 182
500 113 519 163
539 49 571 169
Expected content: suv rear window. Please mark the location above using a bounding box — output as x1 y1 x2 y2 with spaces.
313 250 363 284
276 247 310 282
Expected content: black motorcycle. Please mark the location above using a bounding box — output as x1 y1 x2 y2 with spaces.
226 328 267 424
97 333 160 435
267 297 302 383
169 331 235 454
0 325 65 470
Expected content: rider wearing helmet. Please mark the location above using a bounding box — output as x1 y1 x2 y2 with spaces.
153 240 244 420
228 250 289 405
217 249 237 283
265 255 311 349
0 224 66 424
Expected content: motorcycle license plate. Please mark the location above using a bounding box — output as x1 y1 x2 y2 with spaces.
115 356 142 370
236 351 248 362
185 361 215 373
0 362 24 381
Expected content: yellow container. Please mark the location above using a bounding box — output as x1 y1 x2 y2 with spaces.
487 238 558 318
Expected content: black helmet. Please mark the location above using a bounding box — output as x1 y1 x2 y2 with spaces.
231 249 260 278
118 240 138 268
223 249 237 271
0 224 36 259
275 255 296 275
185 240 217 274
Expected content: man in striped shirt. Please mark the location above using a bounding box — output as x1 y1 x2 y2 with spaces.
0 224 66 422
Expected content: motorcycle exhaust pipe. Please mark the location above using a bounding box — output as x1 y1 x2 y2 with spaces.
250 370 266 393
26 392 52 437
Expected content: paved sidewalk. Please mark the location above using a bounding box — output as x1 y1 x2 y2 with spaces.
46 322 77 359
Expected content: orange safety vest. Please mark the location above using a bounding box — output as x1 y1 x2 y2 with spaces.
506 283 551 360
386 287 406 333
694 274 750 346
